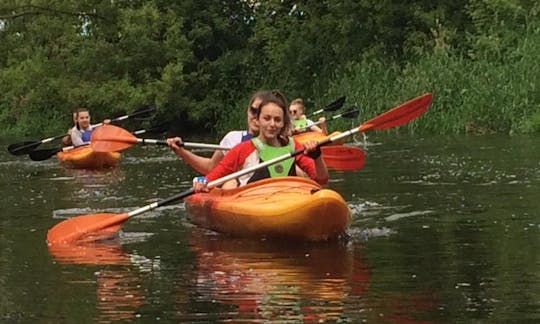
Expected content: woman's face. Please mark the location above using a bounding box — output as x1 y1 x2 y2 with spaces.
77 111 91 129
246 98 262 133
258 102 284 143
289 103 304 120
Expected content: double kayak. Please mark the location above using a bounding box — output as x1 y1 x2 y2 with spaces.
184 177 351 241
57 145 121 169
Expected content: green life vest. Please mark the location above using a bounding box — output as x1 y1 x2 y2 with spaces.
251 137 295 178
293 117 308 129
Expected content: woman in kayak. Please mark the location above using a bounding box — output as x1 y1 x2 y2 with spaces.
166 90 267 174
289 98 327 134
70 108 110 146
192 90 328 192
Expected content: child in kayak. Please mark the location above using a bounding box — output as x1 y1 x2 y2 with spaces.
192 90 328 192
289 98 327 134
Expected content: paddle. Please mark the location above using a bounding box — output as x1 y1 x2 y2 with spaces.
28 124 166 162
7 104 155 156
46 92 432 244
309 96 346 116
28 144 87 162
296 106 359 133
90 124 230 153
321 145 366 171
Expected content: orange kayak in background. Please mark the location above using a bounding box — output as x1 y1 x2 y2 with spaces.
293 131 345 145
57 145 121 169
294 131 365 171
184 177 351 241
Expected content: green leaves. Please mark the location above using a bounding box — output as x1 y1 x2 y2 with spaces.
1 0 539 137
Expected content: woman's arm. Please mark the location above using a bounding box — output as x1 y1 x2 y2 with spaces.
167 137 225 174
294 140 329 184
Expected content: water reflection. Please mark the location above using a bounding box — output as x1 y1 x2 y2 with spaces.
48 236 157 323
48 239 131 265
61 168 125 187
186 229 369 322
4 134 538 322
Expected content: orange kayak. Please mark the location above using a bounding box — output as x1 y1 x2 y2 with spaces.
57 145 121 169
184 177 351 241
293 131 345 145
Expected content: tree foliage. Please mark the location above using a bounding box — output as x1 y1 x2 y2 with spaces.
0 0 538 137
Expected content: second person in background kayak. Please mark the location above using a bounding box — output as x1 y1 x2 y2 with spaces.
192 90 328 193
289 98 327 134
166 90 267 174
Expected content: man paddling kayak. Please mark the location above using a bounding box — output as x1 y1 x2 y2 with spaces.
192 90 328 192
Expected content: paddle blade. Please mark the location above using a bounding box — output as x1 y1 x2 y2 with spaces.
47 213 129 244
7 141 41 155
28 147 62 161
310 96 347 116
91 124 138 152
324 96 346 112
321 145 366 171
359 93 432 132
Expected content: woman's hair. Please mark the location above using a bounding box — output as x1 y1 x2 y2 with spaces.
256 90 291 138
247 90 269 111
75 107 89 116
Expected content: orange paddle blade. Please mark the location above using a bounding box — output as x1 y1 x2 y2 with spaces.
359 93 432 132
47 212 129 244
321 145 366 170
91 125 138 152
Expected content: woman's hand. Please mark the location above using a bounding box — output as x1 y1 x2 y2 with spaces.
166 137 184 151
303 140 322 159
192 176 210 193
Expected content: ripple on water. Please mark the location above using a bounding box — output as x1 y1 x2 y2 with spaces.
347 226 395 241
346 200 397 241
48 176 75 181
0 159 56 169
384 209 435 222
52 203 185 219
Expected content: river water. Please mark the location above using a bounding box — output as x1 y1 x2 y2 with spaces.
0 134 539 323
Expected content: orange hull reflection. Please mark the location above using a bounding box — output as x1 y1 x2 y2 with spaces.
187 229 370 322
48 240 147 322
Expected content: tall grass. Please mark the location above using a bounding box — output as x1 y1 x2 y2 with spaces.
325 28 540 135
